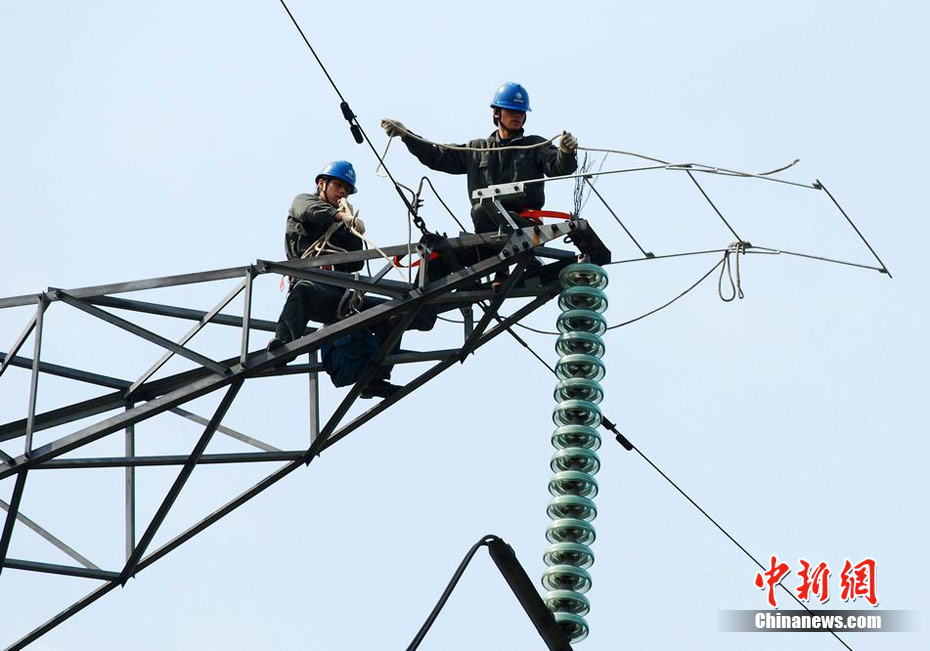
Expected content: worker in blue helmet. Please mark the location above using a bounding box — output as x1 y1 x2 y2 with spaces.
268 160 401 399
282 160 364 277
381 82 578 233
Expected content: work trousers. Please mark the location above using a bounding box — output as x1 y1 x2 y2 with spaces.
273 280 398 380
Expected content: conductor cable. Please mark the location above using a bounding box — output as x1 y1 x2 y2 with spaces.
276 0 424 229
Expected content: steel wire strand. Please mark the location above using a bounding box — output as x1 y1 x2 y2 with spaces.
685 170 743 242
816 179 892 276
745 246 885 273
380 122 807 185
583 148 809 184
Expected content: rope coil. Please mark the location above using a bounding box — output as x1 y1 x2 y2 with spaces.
718 241 747 302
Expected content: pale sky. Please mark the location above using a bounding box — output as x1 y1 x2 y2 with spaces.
1 2 927 650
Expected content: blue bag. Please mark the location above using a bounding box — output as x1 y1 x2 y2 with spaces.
320 329 382 387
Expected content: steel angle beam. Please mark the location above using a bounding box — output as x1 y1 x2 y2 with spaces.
38 450 304 469
6 580 121 651
88 295 277 333
0 307 41 377
0 470 28 574
53 291 231 377
127 277 248 397
459 254 532 360
3 559 118 581
0 353 131 390
427 285 557 306
169 406 281 452
0 498 99 569
119 381 243 583
257 261 413 298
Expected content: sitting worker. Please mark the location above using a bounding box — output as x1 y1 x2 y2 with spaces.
268 160 398 399
381 82 578 234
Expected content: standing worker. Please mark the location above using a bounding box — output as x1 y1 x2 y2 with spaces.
380 82 579 233
268 160 398 399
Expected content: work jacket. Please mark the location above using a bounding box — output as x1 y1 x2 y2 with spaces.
284 193 363 272
400 129 577 220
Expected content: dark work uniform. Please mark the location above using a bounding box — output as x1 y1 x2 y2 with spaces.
273 192 401 381
273 193 364 343
398 129 578 232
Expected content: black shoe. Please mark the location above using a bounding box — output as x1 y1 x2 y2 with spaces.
360 379 401 400
266 338 285 352
410 307 438 331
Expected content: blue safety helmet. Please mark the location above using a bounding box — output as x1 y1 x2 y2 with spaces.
315 160 357 194
490 82 531 112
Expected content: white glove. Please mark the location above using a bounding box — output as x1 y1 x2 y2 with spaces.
339 212 366 235
335 198 362 234
559 131 578 154
381 118 407 138
337 199 365 234
338 198 355 217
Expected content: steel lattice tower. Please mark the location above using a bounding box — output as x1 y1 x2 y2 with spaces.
0 221 609 650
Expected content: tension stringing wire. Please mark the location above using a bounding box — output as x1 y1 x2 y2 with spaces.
816 179 891 277
583 176 650 258
685 170 743 243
